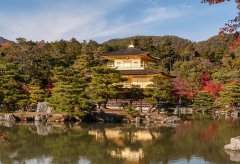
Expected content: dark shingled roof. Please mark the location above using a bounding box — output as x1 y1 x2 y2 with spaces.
120 70 175 78
104 47 145 56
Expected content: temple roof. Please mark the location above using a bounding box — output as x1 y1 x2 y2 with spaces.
103 45 160 60
104 47 145 56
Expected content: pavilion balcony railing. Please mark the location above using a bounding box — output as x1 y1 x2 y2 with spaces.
107 63 146 69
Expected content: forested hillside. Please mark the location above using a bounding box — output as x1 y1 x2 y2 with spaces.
0 37 13 45
0 35 239 114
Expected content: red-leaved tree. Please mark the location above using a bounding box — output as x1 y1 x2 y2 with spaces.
200 73 223 98
173 77 196 102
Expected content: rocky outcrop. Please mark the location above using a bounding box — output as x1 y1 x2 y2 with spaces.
224 137 240 151
47 114 65 122
4 114 16 122
36 102 53 114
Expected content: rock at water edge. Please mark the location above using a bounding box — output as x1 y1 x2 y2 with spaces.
224 136 240 151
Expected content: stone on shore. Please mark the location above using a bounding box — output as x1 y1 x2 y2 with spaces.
4 114 16 122
36 102 53 114
224 136 240 151
47 114 65 122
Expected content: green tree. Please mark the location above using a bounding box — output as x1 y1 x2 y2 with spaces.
155 39 178 73
47 67 94 116
73 42 98 71
87 66 126 109
181 44 197 61
144 76 174 112
217 81 240 109
0 62 29 111
192 92 214 112
29 80 45 109
124 85 144 105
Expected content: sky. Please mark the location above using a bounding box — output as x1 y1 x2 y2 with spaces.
0 0 237 42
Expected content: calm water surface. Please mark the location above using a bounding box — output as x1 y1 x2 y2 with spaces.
0 116 240 164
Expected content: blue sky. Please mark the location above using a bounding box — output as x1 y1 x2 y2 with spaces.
0 0 237 42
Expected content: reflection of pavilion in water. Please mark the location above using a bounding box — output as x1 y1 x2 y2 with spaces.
109 148 144 162
88 128 161 162
88 128 161 142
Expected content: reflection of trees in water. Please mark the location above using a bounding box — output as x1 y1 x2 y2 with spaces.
0 120 240 164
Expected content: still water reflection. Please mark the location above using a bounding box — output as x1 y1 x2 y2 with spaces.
1 116 240 164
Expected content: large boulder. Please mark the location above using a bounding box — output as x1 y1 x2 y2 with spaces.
224 137 240 151
47 114 65 122
37 102 53 113
4 114 16 122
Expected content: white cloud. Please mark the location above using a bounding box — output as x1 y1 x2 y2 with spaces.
142 7 182 23
87 7 183 41
0 1 183 42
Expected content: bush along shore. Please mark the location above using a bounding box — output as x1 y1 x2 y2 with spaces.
0 110 182 127
0 101 240 128
0 102 183 128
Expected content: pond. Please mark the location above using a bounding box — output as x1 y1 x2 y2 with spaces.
0 116 240 164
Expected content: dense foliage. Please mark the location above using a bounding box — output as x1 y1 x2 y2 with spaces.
0 34 239 113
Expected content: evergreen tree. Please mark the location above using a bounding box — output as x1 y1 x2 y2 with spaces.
181 44 196 61
0 62 29 111
29 80 45 109
217 81 240 109
87 66 126 109
192 92 214 111
144 76 174 112
155 39 178 73
47 67 94 116
124 86 144 105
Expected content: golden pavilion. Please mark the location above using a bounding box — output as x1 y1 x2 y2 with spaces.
103 44 174 88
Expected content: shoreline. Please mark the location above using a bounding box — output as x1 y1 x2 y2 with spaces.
0 109 183 127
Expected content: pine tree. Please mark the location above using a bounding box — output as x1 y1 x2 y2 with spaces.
155 39 178 73
0 62 29 111
144 76 174 112
217 81 240 109
87 66 126 109
29 80 45 109
47 67 94 116
192 92 214 111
